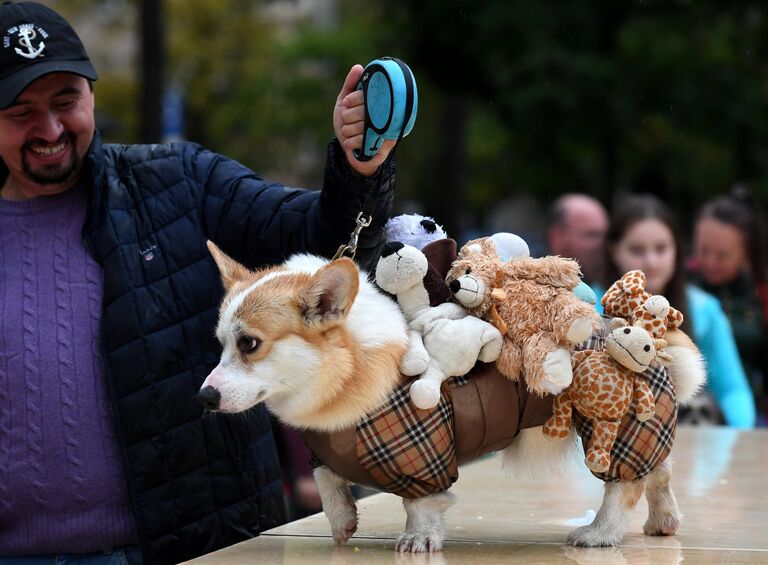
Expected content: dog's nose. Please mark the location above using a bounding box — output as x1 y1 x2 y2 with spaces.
381 241 404 258
197 386 221 410
419 219 436 233
449 279 461 294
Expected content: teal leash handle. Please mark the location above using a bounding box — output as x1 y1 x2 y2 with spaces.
353 57 418 162
338 57 417 263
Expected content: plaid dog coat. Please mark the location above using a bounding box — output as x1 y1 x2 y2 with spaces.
303 364 554 499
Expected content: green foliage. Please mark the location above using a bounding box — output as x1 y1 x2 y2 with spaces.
389 0 768 224
60 0 768 232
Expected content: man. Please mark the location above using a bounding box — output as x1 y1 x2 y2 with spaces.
547 193 609 285
0 2 397 563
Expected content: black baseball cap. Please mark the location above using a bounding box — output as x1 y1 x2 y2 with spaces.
0 1 97 109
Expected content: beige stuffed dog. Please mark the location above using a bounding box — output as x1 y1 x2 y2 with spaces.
445 234 599 396
375 241 504 409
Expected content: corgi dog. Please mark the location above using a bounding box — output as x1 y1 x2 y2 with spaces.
199 242 706 553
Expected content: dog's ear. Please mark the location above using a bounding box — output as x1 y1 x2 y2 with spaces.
301 258 360 326
207 241 250 291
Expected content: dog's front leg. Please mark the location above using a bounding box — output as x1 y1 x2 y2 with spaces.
643 458 680 536
314 466 358 545
396 491 455 553
567 479 644 547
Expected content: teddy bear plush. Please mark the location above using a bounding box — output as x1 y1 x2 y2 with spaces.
602 270 684 337
445 235 599 396
542 318 667 473
375 241 504 409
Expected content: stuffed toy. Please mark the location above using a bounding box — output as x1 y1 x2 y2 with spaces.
602 270 684 336
445 234 599 396
383 213 447 250
542 318 667 473
375 241 504 409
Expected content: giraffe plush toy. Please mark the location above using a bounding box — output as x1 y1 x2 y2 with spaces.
542 318 666 473
601 270 683 338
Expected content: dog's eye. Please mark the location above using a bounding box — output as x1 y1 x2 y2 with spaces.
623 328 631 334
465 267 471 275
237 335 261 354
644 344 651 352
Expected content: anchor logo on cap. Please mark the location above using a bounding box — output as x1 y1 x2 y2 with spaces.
7 23 47 59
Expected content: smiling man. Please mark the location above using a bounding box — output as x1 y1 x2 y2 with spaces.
0 2 398 564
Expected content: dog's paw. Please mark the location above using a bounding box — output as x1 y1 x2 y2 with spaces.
566 316 593 345
541 348 573 394
644 512 680 536
410 380 441 410
567 524 622 547
329 510 358 545
395 532 444 553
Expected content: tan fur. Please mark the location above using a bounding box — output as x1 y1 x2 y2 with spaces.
206 243 407 431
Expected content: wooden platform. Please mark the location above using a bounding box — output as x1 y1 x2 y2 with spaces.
184 426 768 564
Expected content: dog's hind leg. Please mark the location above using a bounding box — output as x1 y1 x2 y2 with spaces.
396 491 456 553
643 458 680 536
314 465 358 545
567 478 644 547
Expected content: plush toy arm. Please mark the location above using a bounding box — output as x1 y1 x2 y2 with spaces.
543 391 573 439
400 329 430 376
633 376 656 421
666 306 684 330
429 302 474 321
495 336 523 381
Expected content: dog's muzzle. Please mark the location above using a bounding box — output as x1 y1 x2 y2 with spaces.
197 386 221 410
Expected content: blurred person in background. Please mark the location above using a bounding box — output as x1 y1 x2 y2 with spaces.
547 193 609 285
689 186 768 425
593 194 755 428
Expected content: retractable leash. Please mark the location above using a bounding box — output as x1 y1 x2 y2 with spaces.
334 57 418 260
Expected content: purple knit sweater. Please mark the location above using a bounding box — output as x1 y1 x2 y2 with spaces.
0 185 138 554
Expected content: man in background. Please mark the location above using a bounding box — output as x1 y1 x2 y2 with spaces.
547 193 609 285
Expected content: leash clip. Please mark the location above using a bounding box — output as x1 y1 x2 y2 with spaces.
333 212 372 260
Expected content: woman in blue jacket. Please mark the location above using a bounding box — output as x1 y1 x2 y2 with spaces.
595 194 755 428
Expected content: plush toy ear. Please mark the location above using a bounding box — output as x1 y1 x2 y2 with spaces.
301 258 359 326
666 306 684 329
207 240 251 291
422 238 458 306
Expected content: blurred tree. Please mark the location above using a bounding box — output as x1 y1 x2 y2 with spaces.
391 0 768 235
51 0 768 241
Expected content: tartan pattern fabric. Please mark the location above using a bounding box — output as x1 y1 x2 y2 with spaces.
355 379 458 499
573 336 678 482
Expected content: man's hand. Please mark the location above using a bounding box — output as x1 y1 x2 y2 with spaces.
334 64 396 177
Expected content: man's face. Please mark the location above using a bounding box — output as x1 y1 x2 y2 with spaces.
549 201 608 277
0 73 95 200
